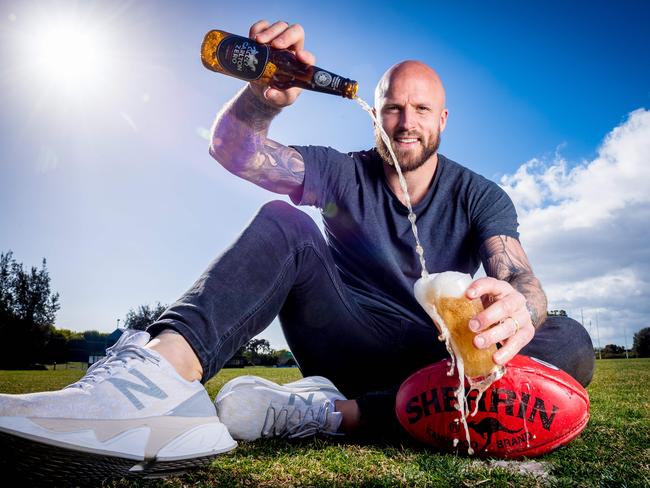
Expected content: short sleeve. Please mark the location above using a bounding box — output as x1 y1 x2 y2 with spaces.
470 180 520 243
289 145 356 209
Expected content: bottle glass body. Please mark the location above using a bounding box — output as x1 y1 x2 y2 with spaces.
201 30 358 99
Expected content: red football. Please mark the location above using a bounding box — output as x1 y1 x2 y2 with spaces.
395 355 590 458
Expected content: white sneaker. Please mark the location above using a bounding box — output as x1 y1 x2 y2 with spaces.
215 376 346 441
0 330 236 483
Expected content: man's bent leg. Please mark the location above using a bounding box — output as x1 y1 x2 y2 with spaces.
521 315 595 387
147 200 374 384
146 201 421 440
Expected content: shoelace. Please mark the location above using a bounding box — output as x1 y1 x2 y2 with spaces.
261 400 340 438
66 342 160 390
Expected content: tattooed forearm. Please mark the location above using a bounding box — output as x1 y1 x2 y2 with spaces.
480 235 528 280
240 139 305 193
480 236 548 328
209 86 305 193
225 85 282 132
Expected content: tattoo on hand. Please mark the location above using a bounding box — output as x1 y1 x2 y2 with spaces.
526 300 540 328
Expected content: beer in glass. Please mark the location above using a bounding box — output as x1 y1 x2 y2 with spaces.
414 271 501 379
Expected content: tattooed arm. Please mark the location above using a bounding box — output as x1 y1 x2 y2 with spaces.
208 20 313 195
209 86 305 194
465 235 547 365
479 235 548 329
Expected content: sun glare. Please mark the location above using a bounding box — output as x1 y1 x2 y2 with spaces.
22 14 115 98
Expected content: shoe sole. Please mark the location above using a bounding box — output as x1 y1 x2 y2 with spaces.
0 416 236 484
0 430 229 485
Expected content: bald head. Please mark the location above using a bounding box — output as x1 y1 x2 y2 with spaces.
374 60 446 110
372 60 449 172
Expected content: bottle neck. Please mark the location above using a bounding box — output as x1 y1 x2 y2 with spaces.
299 68 358 98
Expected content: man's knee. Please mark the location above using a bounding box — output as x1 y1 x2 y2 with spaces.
254 200 321 237
258 199 296 217
523 315 595 387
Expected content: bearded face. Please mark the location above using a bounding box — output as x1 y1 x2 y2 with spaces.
374 124 441 172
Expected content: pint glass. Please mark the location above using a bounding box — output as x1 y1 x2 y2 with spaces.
414 271 501 379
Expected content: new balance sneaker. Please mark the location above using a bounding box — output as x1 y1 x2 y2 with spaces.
0 330 236 483
215 375 346 441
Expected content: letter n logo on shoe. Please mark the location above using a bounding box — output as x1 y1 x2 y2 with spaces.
288 393 315 406
107 369 168 410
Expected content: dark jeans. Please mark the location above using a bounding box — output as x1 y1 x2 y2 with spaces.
148 201 595 435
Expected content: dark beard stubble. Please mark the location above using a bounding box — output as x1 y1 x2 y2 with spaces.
374 127 441 172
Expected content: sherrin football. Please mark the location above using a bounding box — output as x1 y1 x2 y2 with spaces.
395 355 590 458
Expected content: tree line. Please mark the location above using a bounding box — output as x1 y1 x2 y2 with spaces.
0 250 649 369
0 251 294 368
35 325 293 369
121 302 293 366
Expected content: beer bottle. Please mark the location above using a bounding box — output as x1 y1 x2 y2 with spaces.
201 30 358 99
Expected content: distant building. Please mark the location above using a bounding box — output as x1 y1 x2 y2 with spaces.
224 354 246 368
87 328 124 366
277 351 297 367
106 328 124 347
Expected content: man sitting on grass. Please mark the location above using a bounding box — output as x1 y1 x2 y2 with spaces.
0 19 594 478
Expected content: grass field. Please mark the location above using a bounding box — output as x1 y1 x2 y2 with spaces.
0 359 648 487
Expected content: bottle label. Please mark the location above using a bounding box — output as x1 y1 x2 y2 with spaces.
312 70 342 92
217 35 269 81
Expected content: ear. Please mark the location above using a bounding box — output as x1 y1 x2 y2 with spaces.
439 108 449 133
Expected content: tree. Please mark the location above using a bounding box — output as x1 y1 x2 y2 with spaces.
633 327 650 358
601 344 625 358
245 338 271 355
124 302 168 331
0 251 60 368
603 344 624 354
43 328 75 364
243 338 272 365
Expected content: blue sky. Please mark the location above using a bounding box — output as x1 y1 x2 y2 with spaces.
1 0 649 351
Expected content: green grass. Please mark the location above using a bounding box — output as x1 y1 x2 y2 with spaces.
0 360 648 487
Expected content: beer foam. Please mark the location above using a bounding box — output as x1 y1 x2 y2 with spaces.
430 271 473 300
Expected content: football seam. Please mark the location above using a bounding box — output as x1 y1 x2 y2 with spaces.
519 413 590 454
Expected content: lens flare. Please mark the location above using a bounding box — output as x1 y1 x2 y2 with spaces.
21 13 115 97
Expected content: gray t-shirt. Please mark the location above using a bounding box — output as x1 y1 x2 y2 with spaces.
290 146 519 326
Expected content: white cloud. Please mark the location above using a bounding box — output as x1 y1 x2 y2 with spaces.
500 108 650 349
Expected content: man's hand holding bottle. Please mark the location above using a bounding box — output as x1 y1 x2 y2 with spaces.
247 20 315 108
